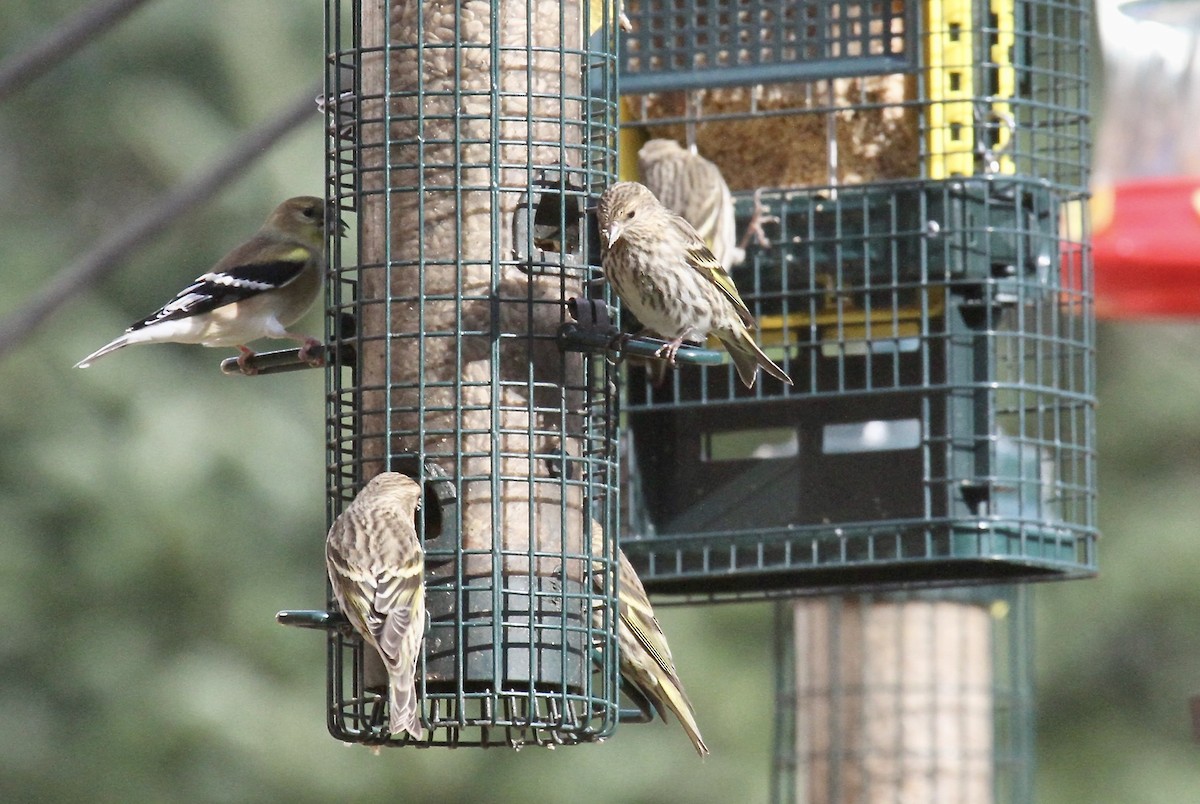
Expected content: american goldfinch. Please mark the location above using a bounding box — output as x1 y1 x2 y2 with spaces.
326 472 426 740
597 181 793 388
637 138 744 271
75 196 340 374
591 529 709 757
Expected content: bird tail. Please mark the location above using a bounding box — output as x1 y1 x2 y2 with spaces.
74 335 131 368
720 328 793 389
615 547 711 757
657 673 710 757
388 665 424 740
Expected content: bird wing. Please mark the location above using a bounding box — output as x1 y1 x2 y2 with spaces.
619 575 678 680
326 542 378 640
683 238 755 329
127 239 314 332
325 521 423 659
372 562 424 667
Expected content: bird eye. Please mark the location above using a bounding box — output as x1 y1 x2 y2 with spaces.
626 210 636 219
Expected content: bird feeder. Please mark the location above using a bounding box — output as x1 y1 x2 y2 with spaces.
615 0 1098 600
1090 178 1200 318
282 0 626 749
1087 2 1200 319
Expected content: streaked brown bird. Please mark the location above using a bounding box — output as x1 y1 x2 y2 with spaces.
638 138 744 271
597 181 793 388
591 528 709 757
326 472 426 740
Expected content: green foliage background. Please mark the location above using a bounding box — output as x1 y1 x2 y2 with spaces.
0 2 1194 801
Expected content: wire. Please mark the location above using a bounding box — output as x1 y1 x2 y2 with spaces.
0 0 155 102
0 85 320 361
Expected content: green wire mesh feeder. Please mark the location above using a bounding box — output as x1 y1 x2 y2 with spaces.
615 0 1098 601
278 0 630 748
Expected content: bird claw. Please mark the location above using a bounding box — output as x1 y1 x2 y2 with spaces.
236 346 260 376
606 330 632 356
740 188 778 251
654 339 684 365
298 338 326 367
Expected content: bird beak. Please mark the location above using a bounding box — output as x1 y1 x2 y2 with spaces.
324 202 349 237
605 221 624 248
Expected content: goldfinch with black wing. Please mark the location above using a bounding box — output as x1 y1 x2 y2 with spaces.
75 196 341 374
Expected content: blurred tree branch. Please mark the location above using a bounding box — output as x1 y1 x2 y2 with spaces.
0 86 320 361
0 0 154 102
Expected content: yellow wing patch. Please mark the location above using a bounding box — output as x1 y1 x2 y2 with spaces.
685 243 755 328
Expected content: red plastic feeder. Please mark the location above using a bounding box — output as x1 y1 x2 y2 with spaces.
1089 177 1200 318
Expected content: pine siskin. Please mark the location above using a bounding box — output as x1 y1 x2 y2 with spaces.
597 181 793 388
75 196 343 374
638 138 744 271
591 528 708 756
326 472 427 740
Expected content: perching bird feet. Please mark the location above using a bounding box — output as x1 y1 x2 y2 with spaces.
236 345 260 376
739 188 779 251
654 336 686 365
297 337 326 367
605 330 633 359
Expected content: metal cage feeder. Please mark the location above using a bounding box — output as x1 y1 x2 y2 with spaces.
280 0 633 749
615 0 1098 600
